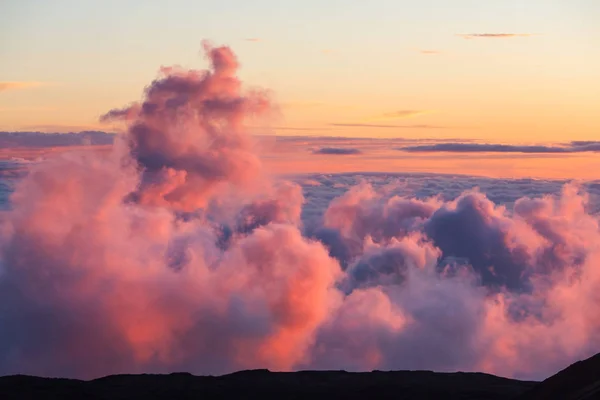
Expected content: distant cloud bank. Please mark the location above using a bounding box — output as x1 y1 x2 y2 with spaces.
8 131 596 156
0 131 115 148
399 142 600 153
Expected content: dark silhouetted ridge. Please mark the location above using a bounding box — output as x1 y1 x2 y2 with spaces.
4 352 600 400
0 369 536 400
515 353 600 400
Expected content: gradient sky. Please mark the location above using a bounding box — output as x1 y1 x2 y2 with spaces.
1 0 599 142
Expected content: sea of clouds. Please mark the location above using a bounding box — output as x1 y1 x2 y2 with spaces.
1 43 599 381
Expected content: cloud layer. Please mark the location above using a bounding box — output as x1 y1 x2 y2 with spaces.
312 147 362 155
399 142 600 153
0 131 115 148
1 44 599 382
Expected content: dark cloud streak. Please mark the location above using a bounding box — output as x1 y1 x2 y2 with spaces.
312 147 362 155
399 142 600 153
0 131 115 148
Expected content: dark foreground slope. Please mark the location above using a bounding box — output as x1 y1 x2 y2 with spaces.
0 370 535 400
3 353 600 400
515 353 600 400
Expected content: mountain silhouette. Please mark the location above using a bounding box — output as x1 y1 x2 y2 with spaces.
1 353 599 399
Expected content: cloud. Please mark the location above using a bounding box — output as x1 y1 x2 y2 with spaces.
383 111 426 118
2 42 600 383
245 38 261 42
0 131 115 148
280 102 356 112
258 126 329 132
1 42 328 377
99 40 272 211
399 142 600 153
333 110 433 127
366 110 431 122
457 33 535 39
331 123 445 129
0 107 57 112
280 101 327 109
269 135 478 144
0 82 45 92
420 50 441 55
296 172 577 226
309 181 600 378
15 124 107 133
312 147 362 155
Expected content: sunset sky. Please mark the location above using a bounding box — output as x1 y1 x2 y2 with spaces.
1 0 599 142
4 1 600 383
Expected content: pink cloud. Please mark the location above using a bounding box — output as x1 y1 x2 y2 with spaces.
0 42 598 383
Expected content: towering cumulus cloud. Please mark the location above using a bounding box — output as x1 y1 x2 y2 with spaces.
0 43 329 378
100 41 270 211
1 43 599 381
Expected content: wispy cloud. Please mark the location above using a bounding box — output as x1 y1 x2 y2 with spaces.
249 125 331 132
244 38 261 42
281 101 356 112
274 126 330 131
0 106 58 112
312 147 362 155
0 81 46 92
280 101 328 109
419 50 441 55
0 131 115 148
456 33 535 39
398 142 600 153
17 124 107 133
330 123 445 129
367 110 432 122
333 110 434 128
274 135 478 144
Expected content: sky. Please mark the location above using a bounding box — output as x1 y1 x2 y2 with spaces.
3 7 600 381
1 0 599 143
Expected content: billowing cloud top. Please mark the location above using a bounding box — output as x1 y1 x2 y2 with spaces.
99 41 271 211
